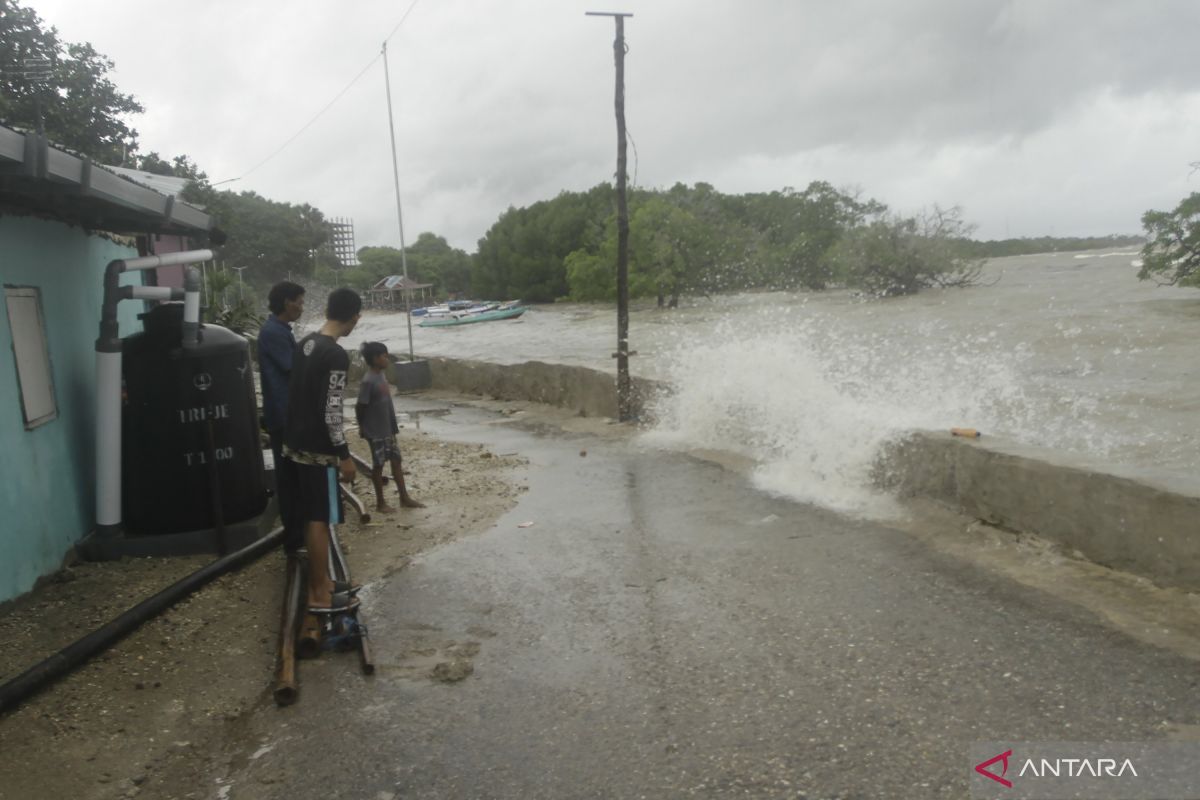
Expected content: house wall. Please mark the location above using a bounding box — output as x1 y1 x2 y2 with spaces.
0 215 143 602
146 233 187 288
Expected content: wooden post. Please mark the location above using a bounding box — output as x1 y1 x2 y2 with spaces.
296 552 323 659
588 11 634 422
273 554 303 706
337 481 371 525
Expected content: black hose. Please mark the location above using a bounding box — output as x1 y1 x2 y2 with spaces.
0 526 285 716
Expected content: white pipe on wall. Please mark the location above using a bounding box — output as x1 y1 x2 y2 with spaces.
95 351 123 529
121 250 214 273
128 286 177 301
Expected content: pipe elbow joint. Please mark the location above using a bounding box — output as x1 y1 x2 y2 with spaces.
97 259 127 351
184 266 202 293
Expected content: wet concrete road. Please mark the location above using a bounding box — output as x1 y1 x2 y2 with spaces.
218 401 1199 800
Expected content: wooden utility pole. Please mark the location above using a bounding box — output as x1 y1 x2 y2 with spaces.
587 11 634 422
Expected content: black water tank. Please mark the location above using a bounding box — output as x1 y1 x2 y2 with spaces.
121 304 267 535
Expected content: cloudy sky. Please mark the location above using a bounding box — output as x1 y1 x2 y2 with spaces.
27 0 1200 251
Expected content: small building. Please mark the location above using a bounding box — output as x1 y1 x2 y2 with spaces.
0 125 213 603
367 274 434 310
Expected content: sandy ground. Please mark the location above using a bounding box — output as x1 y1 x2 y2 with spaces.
4 391 1199 799
0 423 526 800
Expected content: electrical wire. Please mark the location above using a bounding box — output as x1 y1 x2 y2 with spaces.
211 0 421 186
211 56 382 185
382 0 422 45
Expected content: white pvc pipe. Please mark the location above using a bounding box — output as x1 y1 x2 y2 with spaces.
95 351 123 528
121 249 214 272
184 290 200 325
182 266 202 347
95 257 210 533
128 286 176 301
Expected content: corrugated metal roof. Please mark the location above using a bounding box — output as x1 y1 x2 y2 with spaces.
0 125 211 235
371 275 433 290
107 166 192 198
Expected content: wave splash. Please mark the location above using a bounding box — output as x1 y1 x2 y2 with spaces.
642 306 1105 518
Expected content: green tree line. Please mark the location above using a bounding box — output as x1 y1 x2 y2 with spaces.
474 181 986 302
330 234 474 298
957 234 1144 259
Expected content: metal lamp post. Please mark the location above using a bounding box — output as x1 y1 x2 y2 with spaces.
381 41 416 363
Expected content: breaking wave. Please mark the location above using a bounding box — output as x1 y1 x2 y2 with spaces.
643 304 1112 518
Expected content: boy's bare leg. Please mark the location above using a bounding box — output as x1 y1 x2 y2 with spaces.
305 521 334 608
392 456 425 508
372 463 396 512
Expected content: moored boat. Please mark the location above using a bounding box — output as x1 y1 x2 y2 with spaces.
412 299 477 317
418 305 526 327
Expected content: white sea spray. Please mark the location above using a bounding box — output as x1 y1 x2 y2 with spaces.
642 303 1116 517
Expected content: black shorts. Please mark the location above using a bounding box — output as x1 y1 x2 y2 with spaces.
369 435 401 469
279 457 344 529
268 429 301 548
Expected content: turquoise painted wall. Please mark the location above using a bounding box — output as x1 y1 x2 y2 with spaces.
0 215 143 602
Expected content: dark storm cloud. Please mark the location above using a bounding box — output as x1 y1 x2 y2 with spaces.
628 0 1200 160
27 0 1200 247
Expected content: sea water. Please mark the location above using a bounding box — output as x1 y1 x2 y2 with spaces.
347 249 1200 515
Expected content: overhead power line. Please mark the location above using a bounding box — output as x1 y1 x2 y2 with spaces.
212 0 421 186
383 0 423 44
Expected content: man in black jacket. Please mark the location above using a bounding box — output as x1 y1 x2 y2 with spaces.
282 288 362 612
258 281 305 550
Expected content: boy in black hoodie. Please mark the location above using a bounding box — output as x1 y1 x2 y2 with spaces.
281 288 361 613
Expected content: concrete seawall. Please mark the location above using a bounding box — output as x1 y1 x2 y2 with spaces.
417 356 1200 591
424 356 667 420
875 434 1200 591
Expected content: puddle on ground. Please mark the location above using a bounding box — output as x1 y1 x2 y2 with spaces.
396 407 452 430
